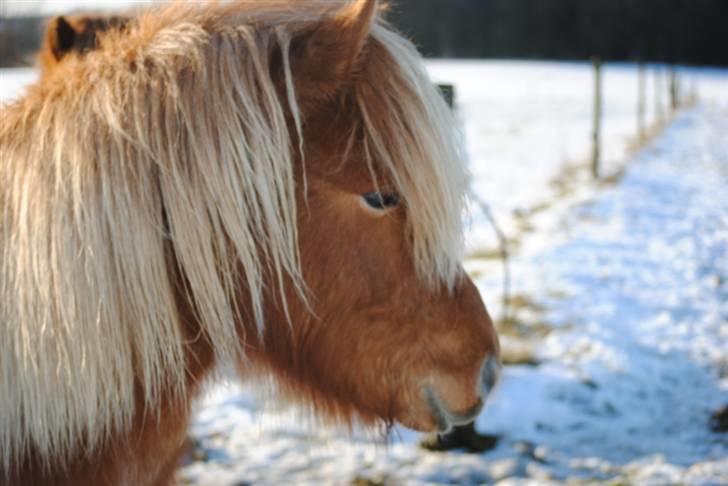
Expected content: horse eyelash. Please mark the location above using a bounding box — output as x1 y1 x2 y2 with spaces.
362 192 400 210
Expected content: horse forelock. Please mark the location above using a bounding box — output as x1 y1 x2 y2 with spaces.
0 0 467 470
360 24 467 290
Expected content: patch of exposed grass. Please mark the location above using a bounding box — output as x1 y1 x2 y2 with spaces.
467 247 503 261
500 345 540 366
351 476 389 486
510 294 547 314
546 289 571 300
497 317 555 339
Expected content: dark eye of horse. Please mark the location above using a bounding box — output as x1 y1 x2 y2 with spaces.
362 192 400 210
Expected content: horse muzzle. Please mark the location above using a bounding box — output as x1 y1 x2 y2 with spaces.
424 356 501 433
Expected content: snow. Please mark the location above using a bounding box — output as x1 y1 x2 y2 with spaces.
0 68 37 102
2 61 727 484
2 0 147 17
424 61 728 256
477 104 728 477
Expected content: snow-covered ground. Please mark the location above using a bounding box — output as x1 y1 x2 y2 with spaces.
0 67 36 101
2 62 727 484
425 61 728 254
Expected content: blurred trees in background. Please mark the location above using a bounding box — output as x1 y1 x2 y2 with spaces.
1 0 727 67
0 16 43 67
387 0 728 66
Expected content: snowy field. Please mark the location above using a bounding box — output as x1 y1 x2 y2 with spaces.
426 61 728 254
2 62 727 484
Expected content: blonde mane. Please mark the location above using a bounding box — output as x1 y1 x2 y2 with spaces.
0 0 466 469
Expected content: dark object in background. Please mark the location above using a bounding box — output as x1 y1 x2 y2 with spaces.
420 423 500 453
0 16 44 67
711 405 728 433
437 83 455 109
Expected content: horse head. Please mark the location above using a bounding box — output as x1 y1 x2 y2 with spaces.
239 0 500 433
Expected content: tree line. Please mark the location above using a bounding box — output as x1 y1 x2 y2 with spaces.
387 0 728 66
1 0 727 68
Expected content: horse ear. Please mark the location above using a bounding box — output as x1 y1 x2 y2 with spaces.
47 16 78 61
290 0 378 103
329 0 378 74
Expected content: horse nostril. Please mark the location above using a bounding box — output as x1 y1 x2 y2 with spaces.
480 356 501 399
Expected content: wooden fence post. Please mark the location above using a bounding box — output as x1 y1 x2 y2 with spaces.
591 57 602 180
670 66 679 111
637 60 646 140
655 67 664 124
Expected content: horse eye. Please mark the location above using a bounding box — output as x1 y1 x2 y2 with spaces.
362 192 400 210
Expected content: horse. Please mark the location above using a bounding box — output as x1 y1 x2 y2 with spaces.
0 1 499 484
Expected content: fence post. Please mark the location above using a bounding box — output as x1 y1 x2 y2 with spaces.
655 67 664 124
670 65 679 111
591 57 602 180
637 60 646 140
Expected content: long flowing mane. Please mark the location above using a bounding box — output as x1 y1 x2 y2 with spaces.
0 0 465 469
